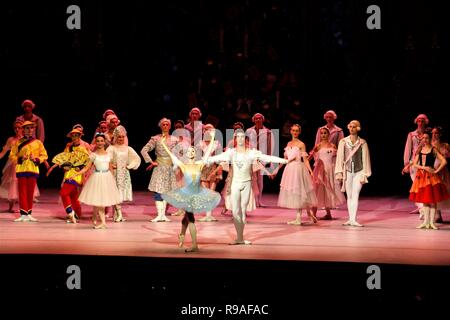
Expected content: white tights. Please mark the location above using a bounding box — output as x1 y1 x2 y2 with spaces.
231 180 252 241
345 171 364 223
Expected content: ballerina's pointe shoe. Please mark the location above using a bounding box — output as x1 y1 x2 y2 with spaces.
185 246 199 253
351 221 363 227
199 216 218 222
416 222 428 229
93 224 106 229
287 219 302 225
428 223 439 230
229 240 252 245
342 220 352 226
114 212 126 222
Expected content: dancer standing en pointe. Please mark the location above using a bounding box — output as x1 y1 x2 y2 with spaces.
160 132 221 252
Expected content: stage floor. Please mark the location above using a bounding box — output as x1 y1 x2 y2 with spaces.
1 190 449 266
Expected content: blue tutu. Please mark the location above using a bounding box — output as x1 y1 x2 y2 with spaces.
162 163 221 213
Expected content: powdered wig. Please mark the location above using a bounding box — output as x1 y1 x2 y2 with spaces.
323 110 337 120
252 113 265 122
414 114 429 124
102 109 116 119
347 120 361 132
158 118 171 128
106 114 120 124
189 107 202 117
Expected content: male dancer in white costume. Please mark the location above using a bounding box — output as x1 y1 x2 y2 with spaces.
206 130 287 244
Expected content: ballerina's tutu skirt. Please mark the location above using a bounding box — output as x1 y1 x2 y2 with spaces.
409 169 450 204
162 186 221 213
278 161 317 209
78 170 121 207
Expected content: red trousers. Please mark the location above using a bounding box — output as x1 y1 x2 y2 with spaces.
18 176 37 213
60 183 82 216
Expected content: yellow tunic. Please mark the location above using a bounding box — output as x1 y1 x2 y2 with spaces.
9 137 47 178
51 143 90 186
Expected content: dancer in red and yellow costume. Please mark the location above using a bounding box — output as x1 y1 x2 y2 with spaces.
47 128 90 223
9 121 47 222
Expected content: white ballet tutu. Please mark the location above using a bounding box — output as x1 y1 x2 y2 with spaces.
79 171 121 207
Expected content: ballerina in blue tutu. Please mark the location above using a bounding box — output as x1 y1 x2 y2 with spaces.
160 131 220 252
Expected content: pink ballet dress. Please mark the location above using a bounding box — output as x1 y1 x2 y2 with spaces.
312 147 345 208
278 146 317 209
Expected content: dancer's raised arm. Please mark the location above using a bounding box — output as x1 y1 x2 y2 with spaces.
160 136 184 170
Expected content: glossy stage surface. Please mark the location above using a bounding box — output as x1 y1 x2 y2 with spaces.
2 190 449 266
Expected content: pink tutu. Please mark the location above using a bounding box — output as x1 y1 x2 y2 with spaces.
278 147 317 209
